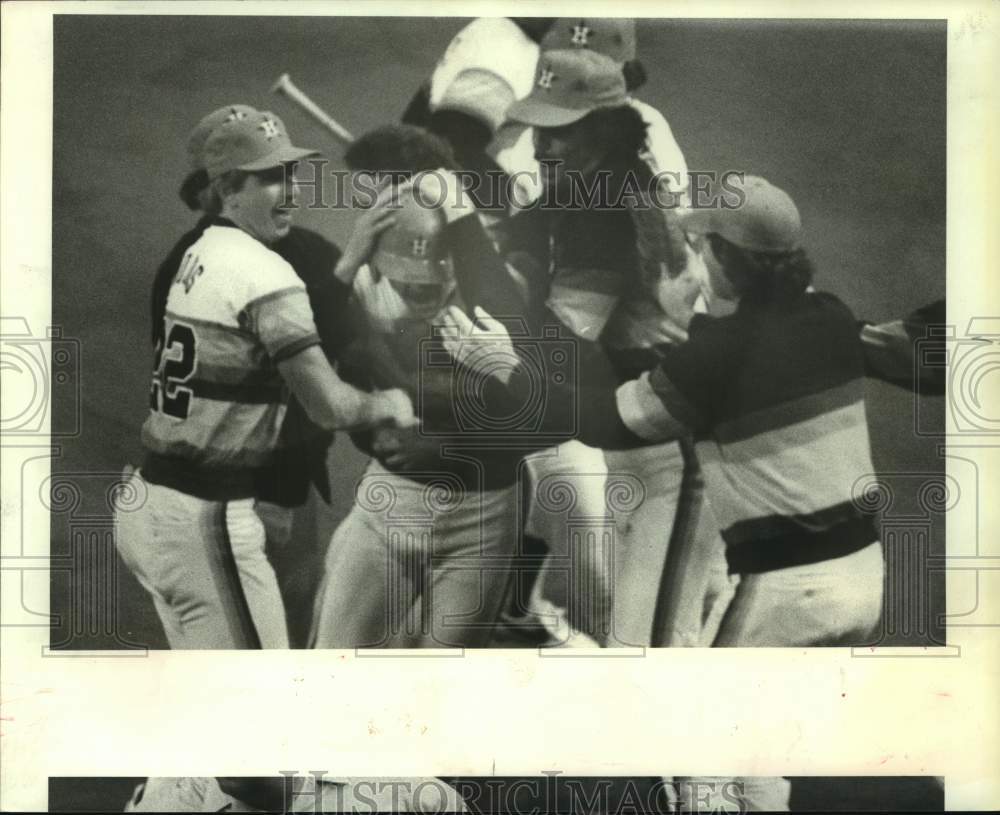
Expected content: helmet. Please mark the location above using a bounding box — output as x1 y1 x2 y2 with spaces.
370 191 452 284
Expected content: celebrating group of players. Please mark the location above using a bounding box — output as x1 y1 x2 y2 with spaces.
115 17 941 657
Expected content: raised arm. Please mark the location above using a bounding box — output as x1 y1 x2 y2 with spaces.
859 298 946 394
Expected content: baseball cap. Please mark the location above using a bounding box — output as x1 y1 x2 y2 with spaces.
180 105 260 208
186 104 259 172
437 68 517 133
505 49 628 128
371 193 453 284
682 175 802 253
203 110 318 180
540 18 637 64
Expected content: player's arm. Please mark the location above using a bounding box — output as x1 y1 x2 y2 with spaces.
278 346 415 431
614 368 694 443
401 79 433 127
859 298 946 394
437 306 654 450
418 169 531 320
332 185 409 285
613 316 725 442
246 273 415 431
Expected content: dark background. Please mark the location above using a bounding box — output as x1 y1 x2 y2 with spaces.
50 16 947 649
48 775 945 812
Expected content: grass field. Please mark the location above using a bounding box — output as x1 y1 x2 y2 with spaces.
49 15 946 650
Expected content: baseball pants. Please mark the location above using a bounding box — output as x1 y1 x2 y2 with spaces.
605 440 734 648
644 438 736 648
114 468 289 649
255 499 296 549
523 440 613 642
311 460 518 649
603 442 686 646
712 541 885 647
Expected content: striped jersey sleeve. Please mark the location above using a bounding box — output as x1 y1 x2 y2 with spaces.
624 292 880 574
243 286 320 363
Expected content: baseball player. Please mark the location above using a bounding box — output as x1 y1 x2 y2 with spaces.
539 18 690 207
402 18 553 212
545 21 732 649
114 109 416 649
150 104 359 643
455 175 886 648
482 31 709 647
444 176 883 810
491 48 723 648
343 124 459 202
124 775 468 812
311 181 543 649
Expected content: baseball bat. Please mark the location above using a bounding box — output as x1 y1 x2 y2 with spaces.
270 72 354 147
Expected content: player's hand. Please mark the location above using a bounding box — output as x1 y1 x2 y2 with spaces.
438 305 519 386
369 387 420 430
371 425 442 470
655 242 703 332
334 182 413 284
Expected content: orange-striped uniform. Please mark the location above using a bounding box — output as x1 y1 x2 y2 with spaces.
115 219 321 649
615 291 884 645
141 220 320 499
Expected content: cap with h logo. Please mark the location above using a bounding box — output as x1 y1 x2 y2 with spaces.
505 49 627 128
540 18 637 64
203 110 319 180
682 175 802 253
371 193 453 284
186 104 259 172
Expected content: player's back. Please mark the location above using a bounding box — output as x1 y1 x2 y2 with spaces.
677 291 878 574
430 17 539 107
141 222 320 499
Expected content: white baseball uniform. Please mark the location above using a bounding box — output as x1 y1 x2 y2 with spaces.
311 267 520 649
115 222 321 648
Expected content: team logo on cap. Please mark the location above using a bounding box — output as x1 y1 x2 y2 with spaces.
538 67 556 90
259 118 281 140
570 22 591 46
411 237 428 257
225 108 247 123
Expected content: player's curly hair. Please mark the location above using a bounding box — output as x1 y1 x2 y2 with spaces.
708 232 814 303
179 169 210 212
345 124 459 176
622 59 648 92
579 104 649 161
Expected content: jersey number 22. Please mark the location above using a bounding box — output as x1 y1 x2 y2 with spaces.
150 322 197 419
